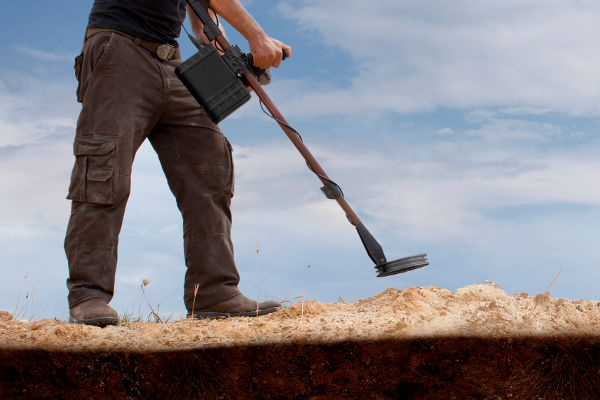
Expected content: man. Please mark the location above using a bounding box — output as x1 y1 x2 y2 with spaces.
66 0 291 326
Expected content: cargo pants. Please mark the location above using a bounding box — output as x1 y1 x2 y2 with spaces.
65 32 241 311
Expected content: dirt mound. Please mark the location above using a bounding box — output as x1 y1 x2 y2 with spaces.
2 283 599 399
2 283 598 351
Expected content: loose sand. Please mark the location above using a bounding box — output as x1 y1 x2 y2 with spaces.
2 283 599 351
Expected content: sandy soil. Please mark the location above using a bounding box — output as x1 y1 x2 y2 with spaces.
1 283 599 351
2 283 600 399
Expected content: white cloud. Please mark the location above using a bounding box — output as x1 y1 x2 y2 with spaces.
0 74 78 225
14 46 74 62
465 117 562 143
277 0 600 116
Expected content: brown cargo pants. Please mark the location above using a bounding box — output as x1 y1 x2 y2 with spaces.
65 32 241 311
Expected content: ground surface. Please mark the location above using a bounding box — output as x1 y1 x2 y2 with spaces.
1 283 599 399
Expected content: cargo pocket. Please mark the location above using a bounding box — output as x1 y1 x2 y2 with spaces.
224 136 235 197
67 138 121 205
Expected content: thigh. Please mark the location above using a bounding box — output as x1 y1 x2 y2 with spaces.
69 33 164 205
148 121 234 202
151 56 235 207
76 32 163 138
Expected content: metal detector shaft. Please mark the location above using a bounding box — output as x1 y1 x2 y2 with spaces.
186 0 428 276
252 78 361 224
212 43 363 226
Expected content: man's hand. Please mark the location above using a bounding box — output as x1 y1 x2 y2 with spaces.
249 34 291 69
207 0 291 69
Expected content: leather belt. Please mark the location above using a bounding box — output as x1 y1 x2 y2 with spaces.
86 28 181 61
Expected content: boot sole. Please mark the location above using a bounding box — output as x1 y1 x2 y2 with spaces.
188 307 279 320
69 316 119 327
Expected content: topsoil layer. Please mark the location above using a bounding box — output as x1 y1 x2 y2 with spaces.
1 283 600 399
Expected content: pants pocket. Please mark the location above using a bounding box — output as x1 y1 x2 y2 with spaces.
91 33 119 78
74 52 83 103
76 32 119 103
67 137 122 204
224 136 235 197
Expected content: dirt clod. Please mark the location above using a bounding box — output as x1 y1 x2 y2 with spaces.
0 312 11 322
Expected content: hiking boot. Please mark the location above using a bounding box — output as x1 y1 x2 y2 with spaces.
69 298 119 327
188 293 281 319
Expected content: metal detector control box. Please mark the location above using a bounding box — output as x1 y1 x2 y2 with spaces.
175 44 251 124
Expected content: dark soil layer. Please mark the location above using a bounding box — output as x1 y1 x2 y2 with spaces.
2 335 599 400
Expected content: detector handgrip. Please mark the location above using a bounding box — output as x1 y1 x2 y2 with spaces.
247 49 289 68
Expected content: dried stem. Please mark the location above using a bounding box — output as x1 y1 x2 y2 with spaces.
256 240 260 318
191 284 200 319
255 240 260 339
532 269 563 313
283 265 310 304
282 295 305 304
30 270 38 320
544 269 562 294
12 272 28 319
265 282 269 302
141 279 163 323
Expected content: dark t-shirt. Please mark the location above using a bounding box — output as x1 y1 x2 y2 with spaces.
87 0 186 47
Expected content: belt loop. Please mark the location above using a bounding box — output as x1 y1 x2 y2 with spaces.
135 37 141 46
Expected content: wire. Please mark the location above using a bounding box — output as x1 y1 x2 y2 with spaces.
258 99 345 198
177 0 189 35
214 40 233 55
258 100 302 141
178 0 217 49
205 1 220 27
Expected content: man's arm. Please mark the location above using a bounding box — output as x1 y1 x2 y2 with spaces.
186 5 229 46
186 0 291 69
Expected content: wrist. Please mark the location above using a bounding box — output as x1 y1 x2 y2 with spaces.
247 30 269 46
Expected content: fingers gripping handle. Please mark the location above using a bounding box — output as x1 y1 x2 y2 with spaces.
247 48 289 67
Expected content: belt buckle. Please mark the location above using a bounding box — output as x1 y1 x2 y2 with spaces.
156 44 175 61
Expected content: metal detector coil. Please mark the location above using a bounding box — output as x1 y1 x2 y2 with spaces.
376 254 429 277
356 223 428 277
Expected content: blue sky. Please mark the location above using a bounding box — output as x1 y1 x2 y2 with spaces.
1 0 599 320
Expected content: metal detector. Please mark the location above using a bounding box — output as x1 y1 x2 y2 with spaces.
178 0 428 277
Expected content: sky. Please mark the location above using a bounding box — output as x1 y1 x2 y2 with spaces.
1 0 599 321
